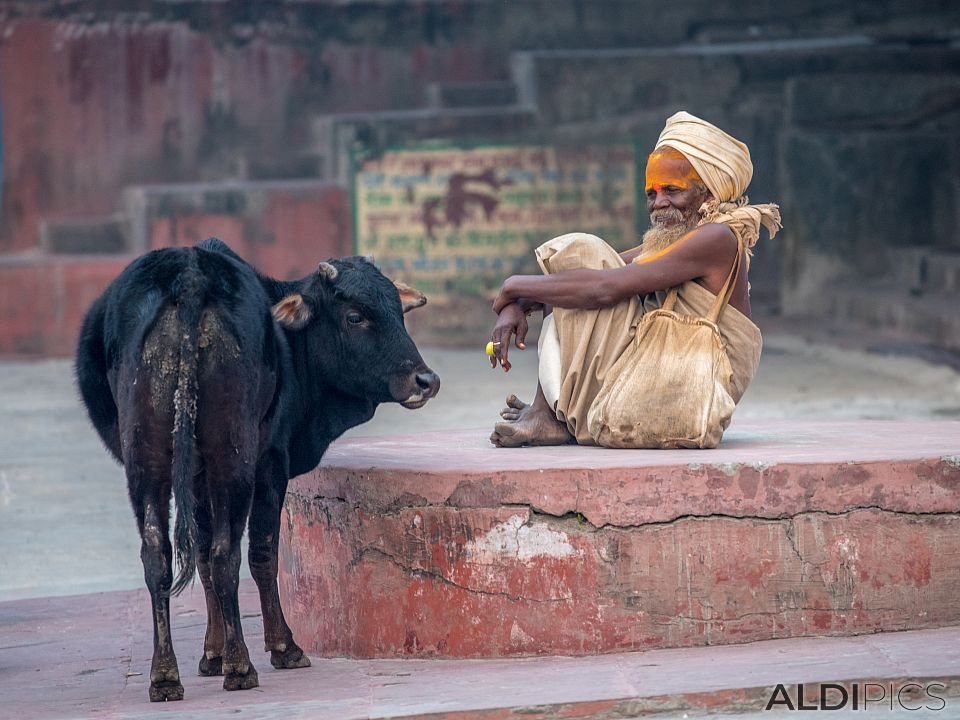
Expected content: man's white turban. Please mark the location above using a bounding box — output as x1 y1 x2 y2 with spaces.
654 110 781 252
654 111 752 202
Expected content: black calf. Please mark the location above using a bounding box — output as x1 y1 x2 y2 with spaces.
76 239 438 701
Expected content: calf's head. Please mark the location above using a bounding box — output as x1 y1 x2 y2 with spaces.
271 257 440 408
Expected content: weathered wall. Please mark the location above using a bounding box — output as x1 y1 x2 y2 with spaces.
779 72 960 313
1 0 959 354
0 13 500 255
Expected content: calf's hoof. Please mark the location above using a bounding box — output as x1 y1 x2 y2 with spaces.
149 665 183 702
223 663 259 691
270 643 311 669
149 681 184 702
198 655 223 676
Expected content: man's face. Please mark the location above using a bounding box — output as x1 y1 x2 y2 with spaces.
641 149 711 250
645 151 710 226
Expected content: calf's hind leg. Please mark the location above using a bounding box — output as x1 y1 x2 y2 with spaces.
248 453 310 669
205 455 259 691
131 479 184 701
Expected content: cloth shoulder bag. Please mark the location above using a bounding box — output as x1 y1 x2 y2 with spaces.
586 238 743 449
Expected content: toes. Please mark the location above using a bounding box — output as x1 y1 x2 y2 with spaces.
492 423 527 447
505 394 528 410
499 408 520 420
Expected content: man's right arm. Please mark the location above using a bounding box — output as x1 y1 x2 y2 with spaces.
494 223 736 311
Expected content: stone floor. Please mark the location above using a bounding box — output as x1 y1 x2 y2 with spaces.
2 580 959 719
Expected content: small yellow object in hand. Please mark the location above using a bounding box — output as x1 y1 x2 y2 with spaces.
485 341 495 356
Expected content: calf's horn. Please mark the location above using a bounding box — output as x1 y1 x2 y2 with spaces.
318 261 338 281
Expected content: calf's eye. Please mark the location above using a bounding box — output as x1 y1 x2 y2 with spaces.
346 312 364 325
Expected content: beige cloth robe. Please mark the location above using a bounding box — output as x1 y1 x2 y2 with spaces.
536 232 762 445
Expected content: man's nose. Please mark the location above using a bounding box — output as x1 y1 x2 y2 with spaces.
652 192 671 210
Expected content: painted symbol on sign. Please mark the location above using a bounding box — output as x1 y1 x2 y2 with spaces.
421 169 514 241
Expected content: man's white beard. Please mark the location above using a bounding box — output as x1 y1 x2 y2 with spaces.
640 208 701 255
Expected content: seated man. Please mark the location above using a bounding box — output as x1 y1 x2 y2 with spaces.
489 111 781 447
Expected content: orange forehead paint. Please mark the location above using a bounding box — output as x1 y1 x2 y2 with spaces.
645 147 702 193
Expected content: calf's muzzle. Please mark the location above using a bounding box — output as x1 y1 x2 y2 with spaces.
399 369 440 409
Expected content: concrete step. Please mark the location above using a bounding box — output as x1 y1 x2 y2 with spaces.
0 180 352 358
2 580 958 718
124 179 350 278
0 254 132 356
39 214 130 254
830 284 960 351
425 81 519 109
311 106 537 185
280 421 960 659
889 247 960 295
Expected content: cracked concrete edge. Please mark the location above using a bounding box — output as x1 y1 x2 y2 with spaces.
293 455 960 529
293 493 960 535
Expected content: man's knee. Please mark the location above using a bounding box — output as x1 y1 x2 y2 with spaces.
536 233 622 273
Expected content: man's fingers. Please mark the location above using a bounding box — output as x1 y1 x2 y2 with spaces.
498 335 511 370
489 327 503 369
494 325 513 370
490 326 511 370
516 317 528 349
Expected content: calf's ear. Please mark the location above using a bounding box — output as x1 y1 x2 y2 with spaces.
272 294 313 330
395 281 427 313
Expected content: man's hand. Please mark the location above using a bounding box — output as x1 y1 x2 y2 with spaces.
489 303 528 372
492 276 521 314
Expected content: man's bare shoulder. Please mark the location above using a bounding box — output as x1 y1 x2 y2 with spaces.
673 222 738 264
688 222 736 245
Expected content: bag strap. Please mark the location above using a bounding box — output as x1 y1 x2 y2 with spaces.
660 232 744 319
661 286 680 311
706 233 744 323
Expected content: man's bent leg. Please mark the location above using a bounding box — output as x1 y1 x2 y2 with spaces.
537 234 644 443
491 233 643 446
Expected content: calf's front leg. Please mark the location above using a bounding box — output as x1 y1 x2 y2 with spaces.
248 458 311 669
195 489 225 677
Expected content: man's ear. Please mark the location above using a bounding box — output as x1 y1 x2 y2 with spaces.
395 281 427 313
271 294 313 330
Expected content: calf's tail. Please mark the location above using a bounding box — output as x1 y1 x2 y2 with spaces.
170 253 205 596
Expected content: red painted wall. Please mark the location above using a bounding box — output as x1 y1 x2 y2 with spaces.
0 18 499 255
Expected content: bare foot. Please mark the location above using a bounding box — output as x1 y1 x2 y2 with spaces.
490 394 573 447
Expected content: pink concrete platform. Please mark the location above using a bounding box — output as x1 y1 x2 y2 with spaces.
278 420 960 658
2 582 959 719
